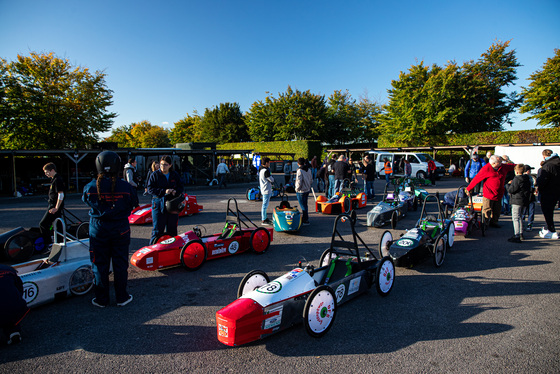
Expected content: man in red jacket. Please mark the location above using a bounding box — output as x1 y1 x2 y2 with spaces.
466 155 515 228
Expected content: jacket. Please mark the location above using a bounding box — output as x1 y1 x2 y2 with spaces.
295 165 313 193
82 177 139 221
147 170 183 214
123 163 138 188
506 174 531 207
464 158 486 179
0 264 29 327
537 154 560 195
467 163 515 201
259 167 274 195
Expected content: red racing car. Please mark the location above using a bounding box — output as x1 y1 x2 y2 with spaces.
128 194 203 225
131 198 272 271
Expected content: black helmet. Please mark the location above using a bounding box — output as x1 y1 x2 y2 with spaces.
96 151 121 174
165 194 185 214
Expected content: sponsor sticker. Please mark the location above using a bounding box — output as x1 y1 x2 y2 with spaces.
348 277 361 295
398 239 414 247
146 257 153 265
263 305 283 329
283 268 303 280
335 284 346 303
139 248 152 255
218 324 228 337
212 247 227 256
160 238 176 245
228 241 239 254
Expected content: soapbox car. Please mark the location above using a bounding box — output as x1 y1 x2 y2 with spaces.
272 194 302 233
367 184 409 229
378 193 454 268
246 182 282 201
13 218 93 308
443 187 486 237
216 213 395 346
128 193 203 225
131 198 273 271
315 180 367 215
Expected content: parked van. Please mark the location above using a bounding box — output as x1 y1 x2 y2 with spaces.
365 151 446 179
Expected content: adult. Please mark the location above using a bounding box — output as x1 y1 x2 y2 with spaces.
523 165 536 232
295 157 313 225
283 161 292 185
383 158 392 186
123 158 138 188
216 158 230 189
144 161 160 196
39 163 66 247
464 153 486 194
536 149 560 239
259 157 274 225
427 158 437 186
316 162 327 193
146 155 184 244
327 155 337 198
334 155 350 193
466 155 515 228
311 156 318 183
0 264 29 344
404 159 412 178
484 151 492 165
362 156 376 200
82 151 138 307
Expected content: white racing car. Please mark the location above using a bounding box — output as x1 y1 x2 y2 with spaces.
13 218 94 308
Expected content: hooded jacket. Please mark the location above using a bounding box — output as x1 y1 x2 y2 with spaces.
295 164 312 193
537 154 560 195
506 174 532 207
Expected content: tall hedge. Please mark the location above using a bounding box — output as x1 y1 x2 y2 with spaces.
218 140 323 161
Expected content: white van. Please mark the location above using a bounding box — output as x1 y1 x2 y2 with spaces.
365 151 446 179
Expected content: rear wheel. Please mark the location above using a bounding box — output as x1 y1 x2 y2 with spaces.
237 270 270 298
151 233 172 245
390 211 398 229
341 196 351 213
250 228 270 253
432 236 446 267
379 230 393 258
416 170 427 180
375 257 395 297
447 223 455 248
303 286 337 338
4 233 34 262
319 249 336 267
69 265 94 295
180 240 207 271
76 222 90 239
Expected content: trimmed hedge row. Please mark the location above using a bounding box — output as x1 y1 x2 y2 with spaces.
218 140 323 161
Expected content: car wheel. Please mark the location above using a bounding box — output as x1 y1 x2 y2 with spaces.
180 240 207 271
4 233 34 262
432 236 446 268
375 256 395 297
379 230 393 258
303 285 337 338
319 249 336 267
250 228 270 254
76 222 90 239
390 211 398 229
447 223 455 248
69 265 94 296
341 196 351 213
237 270 270 298
245 188 253 201
416 171 427 180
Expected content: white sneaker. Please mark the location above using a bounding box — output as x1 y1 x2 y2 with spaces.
552 232 559 240
539 228 549 238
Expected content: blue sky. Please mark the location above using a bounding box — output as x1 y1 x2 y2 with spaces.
1 0 559 138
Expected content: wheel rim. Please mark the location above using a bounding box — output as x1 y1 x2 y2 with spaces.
434 238 445 266
448 223 455 247
182 242 205 269
6 234 33 261
306 290 335 334
251 229 269 253
377 259 395 294
391 212 397 229
379 231 392 257
69 266 94 295
240 273 268 296
320 250 335 267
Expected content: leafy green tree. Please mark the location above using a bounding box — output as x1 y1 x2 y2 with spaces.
105 124 134 147
169 112 203 144
356 95 383 144
106 120 170 148
199 102 249 143
519 49 560 127
0 52 116 149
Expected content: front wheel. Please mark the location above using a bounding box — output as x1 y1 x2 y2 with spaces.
4 233 34 262
69 265 94 295
447 223 455 248
250 228 270 253
319 249 336 267
180 240 207 271
432 236 447 268
303 286 337 338
416 170 427 180
378 230 393 259
237 270 270 298
375 257 395 297
76 222 90 239
390 211 398 229
151 233 172 245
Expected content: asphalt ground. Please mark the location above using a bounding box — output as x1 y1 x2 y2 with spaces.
0 176 559 373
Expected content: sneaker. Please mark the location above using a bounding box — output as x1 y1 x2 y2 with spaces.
91 298 107 308
507 236 522 243
7 332 21 345
539 228 550 238
525 225 533 232
552 232 559 240
261 219 272 226
117 294 133 307
302 221 310 226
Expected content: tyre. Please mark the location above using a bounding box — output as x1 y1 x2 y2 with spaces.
180 240 207 271
237 270 270 298
416 170 427 180
375 256 395 297
432 236 446 267
378 230 393 258
4 233 34 262
245 188 253 201
390 211 398 229
319 249 336 267
250 228 270 254
69 265 94 295
341 196 351 213
303 285 337 338
350 209 357 226
76 222 90 239
447 222 455 248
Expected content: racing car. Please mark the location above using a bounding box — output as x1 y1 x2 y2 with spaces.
216 213 395 346
315 180 367 215
378 193 454 268
272 194 302 232
444 187 487 237
366 184 408 229
13 218 94 308
128 193 203 225
246 182 282 201
131 198 273 271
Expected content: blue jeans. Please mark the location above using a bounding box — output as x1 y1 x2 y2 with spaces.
261 193 271 221
328 175 336 198
297 191 310 223
385 173 391 185
523 202 535 226
217 173 227 188
365 180 375 199
151 199 179 244
335 179 344 193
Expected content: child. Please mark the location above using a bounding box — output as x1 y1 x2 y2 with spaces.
505 164 532 243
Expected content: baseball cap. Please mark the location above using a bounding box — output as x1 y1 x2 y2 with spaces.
523 165 534 173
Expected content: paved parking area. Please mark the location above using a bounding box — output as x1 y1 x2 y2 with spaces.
1 177 559 373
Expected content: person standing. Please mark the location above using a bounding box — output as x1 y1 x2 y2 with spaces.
83 151 138 307
259 157 274 225
464 153 486 194
216 159 230 189
383 158 392 186
39 163 66 247
0 264 29 344
311 156 318 186
147 155 184 244
537 149 560 239
404 159 412 178
283 161 292 185
316 162 327 193
123 158 138 189
505 164 532 243
427 158 437 186
295 157 313 225
144 161 160 196
334 155 350 193
327 155 337 198
362 157 376 200
523 165 536 232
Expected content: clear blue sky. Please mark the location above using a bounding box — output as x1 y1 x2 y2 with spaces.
1 0 559 138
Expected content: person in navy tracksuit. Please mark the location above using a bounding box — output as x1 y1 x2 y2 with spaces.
83 151 138 308
146 155 183 244
0 264 29 344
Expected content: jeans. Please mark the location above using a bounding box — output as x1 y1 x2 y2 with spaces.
385 173 391 186
217 173 227 188
511 204 522 237
522 202 535 226
317 178 325 192
335 179 344 193
365 180 375 199
328 175 336 198
261 193 271 221
151 199 179 244
296 191 310 223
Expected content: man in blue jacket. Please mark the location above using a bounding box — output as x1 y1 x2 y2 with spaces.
464 153 486 194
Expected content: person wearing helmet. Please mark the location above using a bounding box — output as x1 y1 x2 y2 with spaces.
146 155 184 244
82 151 139 308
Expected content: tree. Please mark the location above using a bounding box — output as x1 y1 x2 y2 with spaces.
106 120 170 148
199 102 249 143
169 111 203 144
519 49 560 127
0 52 116 149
